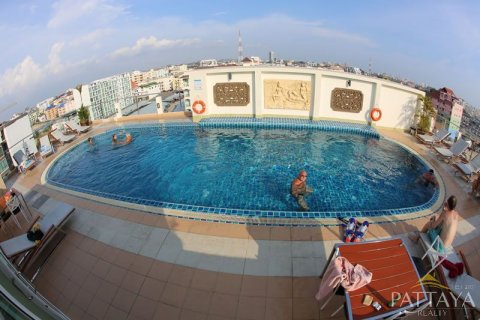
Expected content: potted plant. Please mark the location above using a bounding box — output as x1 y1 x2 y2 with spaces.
77 105 90 126
416 96 436 134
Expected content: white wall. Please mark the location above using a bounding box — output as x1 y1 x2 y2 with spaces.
4 115 38 166
186 66 424 130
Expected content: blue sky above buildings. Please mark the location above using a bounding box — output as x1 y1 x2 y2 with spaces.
0 0 479 120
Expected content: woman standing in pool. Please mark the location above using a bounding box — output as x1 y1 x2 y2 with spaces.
291 170 314 211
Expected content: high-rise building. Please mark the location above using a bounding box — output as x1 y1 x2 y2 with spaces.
84 73 133 120
269 51 274 63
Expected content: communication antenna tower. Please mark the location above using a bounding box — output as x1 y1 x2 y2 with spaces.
368 57 372 75
238 30 243 63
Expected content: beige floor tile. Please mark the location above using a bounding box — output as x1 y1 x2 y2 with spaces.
208 293 239 318
214 273 242 295
241 276 268 297
236 296 266 320
265 297 293 320
183 288 213 314
129 296 157 320
160 283 188 308
139 277 165 301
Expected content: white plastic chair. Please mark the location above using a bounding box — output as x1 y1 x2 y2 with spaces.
417 128 450 146
433 139 469 161
6 197 23 229
65 120 90 134
419 233 448 273
12 150 36 173
455 153 480 181
39 135 54 158
49 129 75 145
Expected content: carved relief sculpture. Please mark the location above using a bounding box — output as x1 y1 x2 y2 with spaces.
264 80 311 110
213 82 250 106
330 88 363 113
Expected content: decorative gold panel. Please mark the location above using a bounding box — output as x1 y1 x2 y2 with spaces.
264 80 311 110
330 88 363 113
213 82 250 106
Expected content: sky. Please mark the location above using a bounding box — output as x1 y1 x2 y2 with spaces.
0 0 479 121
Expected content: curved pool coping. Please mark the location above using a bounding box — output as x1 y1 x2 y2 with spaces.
41 121 446 226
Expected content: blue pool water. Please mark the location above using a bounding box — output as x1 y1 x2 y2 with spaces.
47 122 436 218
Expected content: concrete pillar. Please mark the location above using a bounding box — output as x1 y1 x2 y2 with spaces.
156 97 164 115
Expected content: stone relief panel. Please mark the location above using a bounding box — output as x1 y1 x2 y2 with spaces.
264 80 311 110
213 82 250 106
330 88 363 113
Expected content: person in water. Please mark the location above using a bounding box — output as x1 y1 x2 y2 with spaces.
112 132 132 145
291 170 314 211
419 169 439 189
87 137 94 145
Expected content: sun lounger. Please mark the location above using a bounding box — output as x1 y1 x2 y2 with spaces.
39 135 54 158
65 120 90 134
433 139 469 161
417 128 450 146
454 153 480 181
49 129 75 145
12 150 36 173
418 233 480 313
0 202 74 261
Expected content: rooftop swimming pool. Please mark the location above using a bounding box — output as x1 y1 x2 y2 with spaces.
46 119 438 221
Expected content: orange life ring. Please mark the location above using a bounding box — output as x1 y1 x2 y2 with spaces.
370 107 382 121
192 100 206 114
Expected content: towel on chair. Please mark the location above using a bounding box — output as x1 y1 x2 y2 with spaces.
440 258 464 278
315 256 372 302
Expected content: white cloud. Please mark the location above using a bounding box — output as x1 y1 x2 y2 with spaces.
0 56 42 97
46 42 65 74
48 0 127 28
112 36 201 57
70 28 114 47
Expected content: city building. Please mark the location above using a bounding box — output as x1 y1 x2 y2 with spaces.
0 113 37 177
45 104 58 120
269 51 274 63
427 87 464 138
199 59 218 67
241 56 261 66
27 107 40 124
83 73 134 120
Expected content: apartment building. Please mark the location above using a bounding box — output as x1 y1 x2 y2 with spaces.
83 73 134 120
130 68 169 85
427 87 464 136
45 104 58 120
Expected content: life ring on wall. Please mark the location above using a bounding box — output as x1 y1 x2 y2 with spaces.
370 107 382 121
192 100 206 114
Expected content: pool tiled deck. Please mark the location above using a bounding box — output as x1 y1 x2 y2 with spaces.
3 119 479 320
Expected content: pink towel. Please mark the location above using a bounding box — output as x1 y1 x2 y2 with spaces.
315 256 372 301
